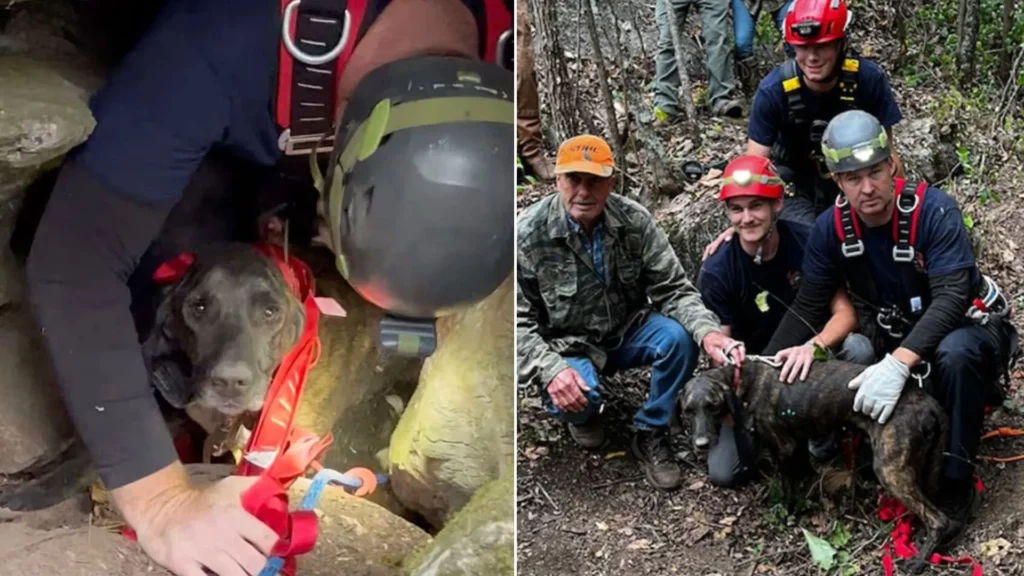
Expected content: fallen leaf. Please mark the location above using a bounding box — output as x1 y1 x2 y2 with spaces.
802 528 837 571
628 539 651 550
618 527 634 536
687 480 705 491
714 527 733 540
980 537 1011 558
686 526 711 545
596 521 609 531
719 516 737 526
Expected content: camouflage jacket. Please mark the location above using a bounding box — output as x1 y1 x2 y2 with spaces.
516 193 721 389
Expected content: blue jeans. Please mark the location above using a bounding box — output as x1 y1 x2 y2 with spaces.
542 312 699 430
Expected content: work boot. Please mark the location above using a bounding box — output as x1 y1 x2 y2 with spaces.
631 428 681 490
713 99 745 119
567 416 606 450
935 476 982 550
523 153 555 182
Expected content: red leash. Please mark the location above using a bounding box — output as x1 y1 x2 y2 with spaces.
877 477 985 576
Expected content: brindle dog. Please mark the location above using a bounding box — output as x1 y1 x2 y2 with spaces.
141 243 305 422
681 359 954 574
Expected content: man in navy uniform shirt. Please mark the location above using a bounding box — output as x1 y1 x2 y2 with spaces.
697 153 872 487
762 110 1017 548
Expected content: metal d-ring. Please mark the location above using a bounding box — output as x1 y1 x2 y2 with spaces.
282 0 350 66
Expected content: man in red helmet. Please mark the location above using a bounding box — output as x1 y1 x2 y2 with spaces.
702 0 905 259
696 154 873 487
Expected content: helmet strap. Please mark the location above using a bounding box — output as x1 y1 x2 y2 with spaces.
752 212 779 265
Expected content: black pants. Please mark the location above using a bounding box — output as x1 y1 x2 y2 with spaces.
925 319 1013 480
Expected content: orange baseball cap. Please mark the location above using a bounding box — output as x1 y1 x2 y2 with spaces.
554 134 615 177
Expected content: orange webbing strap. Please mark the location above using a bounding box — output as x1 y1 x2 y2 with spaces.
979 427 1024 463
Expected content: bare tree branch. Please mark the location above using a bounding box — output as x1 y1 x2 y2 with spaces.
582 0 624 166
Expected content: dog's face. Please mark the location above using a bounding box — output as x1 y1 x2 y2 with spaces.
143 245 305 417
680 371 732 451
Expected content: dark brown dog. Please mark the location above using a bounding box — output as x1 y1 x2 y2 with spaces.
681 359 954 574
141 243 305 418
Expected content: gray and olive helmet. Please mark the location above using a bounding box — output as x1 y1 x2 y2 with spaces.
820 110 891 174
313 56 514 319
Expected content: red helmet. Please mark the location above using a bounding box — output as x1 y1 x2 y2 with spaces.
784 0 849 46
719 155 785 201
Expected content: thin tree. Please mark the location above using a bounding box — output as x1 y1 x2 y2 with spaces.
582 0 624 168
528 0 583 144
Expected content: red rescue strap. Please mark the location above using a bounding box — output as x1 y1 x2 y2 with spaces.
833 178 927 245
878 477 985 576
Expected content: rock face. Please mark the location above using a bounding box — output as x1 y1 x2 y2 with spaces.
0 305 75 474
897 117 960 184
403 473 514 576
388 274 515 530
656 185 731 282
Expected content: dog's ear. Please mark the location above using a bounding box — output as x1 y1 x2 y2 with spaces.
142 281 196 408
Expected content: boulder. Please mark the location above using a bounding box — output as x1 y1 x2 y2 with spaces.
403 473 514 576
0 305 75 474
656 184 731 282
388 274 515 530
897 117 960 184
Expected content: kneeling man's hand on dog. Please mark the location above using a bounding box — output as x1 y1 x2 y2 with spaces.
547 368 592 413
848 353 910 425
774 341 816 383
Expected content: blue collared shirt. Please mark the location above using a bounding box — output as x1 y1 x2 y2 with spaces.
566 215 608 284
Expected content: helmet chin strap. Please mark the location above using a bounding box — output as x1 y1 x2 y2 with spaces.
752 212 779 265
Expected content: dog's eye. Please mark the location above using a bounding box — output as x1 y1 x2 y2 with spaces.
190 298 207 316
264 305 279 319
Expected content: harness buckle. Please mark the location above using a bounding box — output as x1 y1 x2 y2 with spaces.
911 361 931 388
278 129 334 156
876 309 904 338
897 192 921 214
496 29 513 71
281 0 351 66
841 240 865 258
892 245 915 262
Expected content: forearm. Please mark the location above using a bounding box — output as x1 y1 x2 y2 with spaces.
815 289 858 349
898 269 973 364
516 280 568 387
25 156 179 490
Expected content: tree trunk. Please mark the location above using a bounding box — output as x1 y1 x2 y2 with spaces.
997 0 1016 84
581 0 623 167
956 0 981 87
894 0 907 69
528 0 582 145
661 0 698 121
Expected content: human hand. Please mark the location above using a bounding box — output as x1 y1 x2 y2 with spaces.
702 332 745 368
847 353 910 424
702 227 736 261
774 340 817 384
116 464 279 576
546 368 591 413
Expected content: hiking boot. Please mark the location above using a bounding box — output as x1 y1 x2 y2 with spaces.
713 99 745 119
631 428 681 490
935 477 982 550
567 417 606 450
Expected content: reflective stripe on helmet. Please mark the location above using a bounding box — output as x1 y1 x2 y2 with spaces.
821 130 887 163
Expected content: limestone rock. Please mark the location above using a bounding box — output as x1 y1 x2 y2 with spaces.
897 117 960 184
0 305 74 474
388 274 514 529
403 474 514 576
656 187 731 283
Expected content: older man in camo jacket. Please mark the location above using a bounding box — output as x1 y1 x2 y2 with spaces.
517 134 745 490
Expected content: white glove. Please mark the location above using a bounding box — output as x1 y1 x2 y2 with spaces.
847 353 910 425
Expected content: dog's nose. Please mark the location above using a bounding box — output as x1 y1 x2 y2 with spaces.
694 436 709 449
210 362 254 392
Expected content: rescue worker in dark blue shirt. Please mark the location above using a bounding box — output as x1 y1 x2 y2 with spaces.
762 110 1017 549
696 153 873 487
702 0 905 259
21 1 513 575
